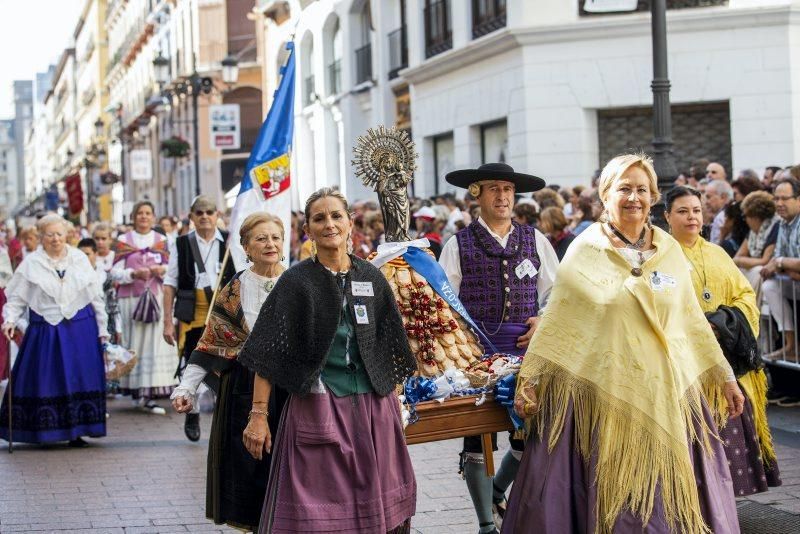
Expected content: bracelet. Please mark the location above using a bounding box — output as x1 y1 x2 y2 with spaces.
248 408 269 421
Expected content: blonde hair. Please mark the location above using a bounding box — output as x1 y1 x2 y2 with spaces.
18 225 37 239
92 222 112 237
597 153 661 209
36 214 69 235
239 212 285 247
303 187 351 221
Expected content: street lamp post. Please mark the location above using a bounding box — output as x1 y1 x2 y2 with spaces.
153 54 239 199
84 118 108 222
650 0 677 225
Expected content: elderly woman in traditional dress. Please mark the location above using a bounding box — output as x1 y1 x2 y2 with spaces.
0 214 108 447
238 187 417 534
503 154 746 533
171 212 288 531
665 185 781 497
112 201 175 414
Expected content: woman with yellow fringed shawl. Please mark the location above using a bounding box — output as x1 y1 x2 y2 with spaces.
664 185 781 497
501 153 746 534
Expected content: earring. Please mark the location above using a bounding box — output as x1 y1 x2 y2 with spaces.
245 253 252 263
310 241 317 261
281 255 286 261
347 234 354 255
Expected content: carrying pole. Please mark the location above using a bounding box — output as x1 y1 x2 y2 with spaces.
205 247 231 324
6 346 12 454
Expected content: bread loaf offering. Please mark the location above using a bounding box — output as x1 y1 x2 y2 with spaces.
372 251 483 377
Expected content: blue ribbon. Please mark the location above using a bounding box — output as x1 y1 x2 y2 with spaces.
402 247 498 354
403 376 439 424
494 374 524 430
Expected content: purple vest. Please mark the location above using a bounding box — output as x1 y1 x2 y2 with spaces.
456 221 540 326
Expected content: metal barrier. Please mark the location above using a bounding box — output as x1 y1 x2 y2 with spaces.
759 276 800 370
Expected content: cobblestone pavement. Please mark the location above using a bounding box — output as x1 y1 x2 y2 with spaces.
1 399 799 533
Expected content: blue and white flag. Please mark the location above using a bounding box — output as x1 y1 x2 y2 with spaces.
228 42 295 270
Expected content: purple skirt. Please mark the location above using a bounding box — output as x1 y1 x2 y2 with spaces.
260 390 417 533
501 400 740 533
720 391 781 496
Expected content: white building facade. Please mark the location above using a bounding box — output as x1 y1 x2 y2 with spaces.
260 0 800 202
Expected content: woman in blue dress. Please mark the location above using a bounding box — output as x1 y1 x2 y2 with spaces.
1 214 108 447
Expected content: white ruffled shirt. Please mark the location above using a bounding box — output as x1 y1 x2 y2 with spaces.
2 247 108 335
96 250 115 273
172 268 280 401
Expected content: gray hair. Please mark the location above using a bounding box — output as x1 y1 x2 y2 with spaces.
705 179 734 200
738 169 759 181
36 214 69 235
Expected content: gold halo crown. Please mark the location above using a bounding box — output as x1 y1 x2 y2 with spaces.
352 125 417 190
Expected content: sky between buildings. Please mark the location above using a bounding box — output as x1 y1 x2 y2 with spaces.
0 0 84 119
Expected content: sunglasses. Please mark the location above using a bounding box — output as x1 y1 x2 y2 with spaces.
194 210 215 216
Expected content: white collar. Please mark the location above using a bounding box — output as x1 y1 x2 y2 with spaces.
477 217 514 241
191 229 224 245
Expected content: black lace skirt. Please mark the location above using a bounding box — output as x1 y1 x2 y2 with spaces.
206 360 287 531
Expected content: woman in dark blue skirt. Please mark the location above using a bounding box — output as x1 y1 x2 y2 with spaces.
1 214 108 446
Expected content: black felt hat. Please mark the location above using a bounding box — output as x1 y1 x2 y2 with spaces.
444 162 545 193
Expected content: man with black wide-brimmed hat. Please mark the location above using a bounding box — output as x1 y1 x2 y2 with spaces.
439 162 559 533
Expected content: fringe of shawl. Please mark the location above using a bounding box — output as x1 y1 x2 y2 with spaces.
738 369 777 466
525 359 730 534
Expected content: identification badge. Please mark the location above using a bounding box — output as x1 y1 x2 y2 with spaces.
351 281 374 297
650 271 676 292
515 259 537 279
354 304 369 324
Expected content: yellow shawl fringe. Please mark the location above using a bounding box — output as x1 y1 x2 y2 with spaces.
529 359 730 534
739 369 777 465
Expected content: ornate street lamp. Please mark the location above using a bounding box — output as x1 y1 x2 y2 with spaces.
94 118 104 139
138 116 150 138
221 54 240 86
153 53 170 86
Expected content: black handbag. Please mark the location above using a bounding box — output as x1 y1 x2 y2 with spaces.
174 289 196 323
173 234 215 323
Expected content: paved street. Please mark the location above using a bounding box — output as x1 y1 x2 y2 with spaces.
1 398 799 533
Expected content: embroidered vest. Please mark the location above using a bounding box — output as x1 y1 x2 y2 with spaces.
117 232 167 298
456 221 540 324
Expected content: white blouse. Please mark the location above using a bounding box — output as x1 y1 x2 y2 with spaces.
96 250 115 273
240 268 280 330
172 268 280 399
2 247 108 335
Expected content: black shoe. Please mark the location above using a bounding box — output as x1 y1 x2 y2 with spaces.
184 413 201 441
68 437 89 448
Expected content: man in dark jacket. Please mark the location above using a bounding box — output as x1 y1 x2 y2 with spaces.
162 195 235 441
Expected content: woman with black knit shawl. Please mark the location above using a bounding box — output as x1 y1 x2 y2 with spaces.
238 187 418 534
